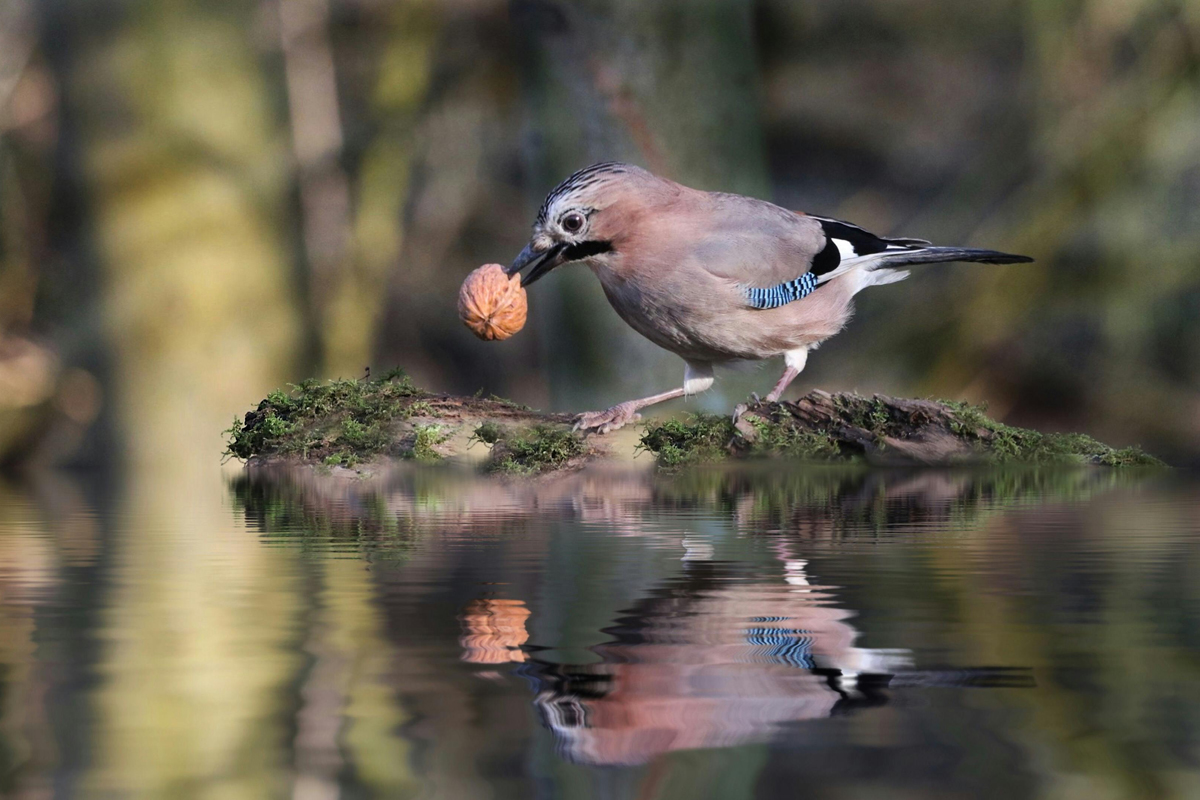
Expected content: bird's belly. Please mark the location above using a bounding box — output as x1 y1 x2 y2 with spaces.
601 274 856 362
603 286 710 358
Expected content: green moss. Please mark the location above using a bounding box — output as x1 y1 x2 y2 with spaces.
942 400 1164 466
470 422 504 446
639 414 736 468
834 394 898 437
401 399 435 419
487 394 532 411
640 410 851 468
638 398 1164 468
224 411 296 460
1100 447 1162 467
224 369 425 462
746 417 844 460
339 418 388 451
226 371 593 474
484 425 586 474
410 424 448 461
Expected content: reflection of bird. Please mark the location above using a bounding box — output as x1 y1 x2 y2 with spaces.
524 560 1031 767
520 557 910 766
508 163 1032 432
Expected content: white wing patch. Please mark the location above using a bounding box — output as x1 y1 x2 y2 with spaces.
833 239 857 259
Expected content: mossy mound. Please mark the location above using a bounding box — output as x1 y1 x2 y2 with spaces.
225 370 588 470
640 391 1163 469
227 376 1161 473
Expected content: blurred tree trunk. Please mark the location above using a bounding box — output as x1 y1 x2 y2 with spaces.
512 0 770 411
273 0 438 379
39 1 308 792
324 0 438 378
276 0 355 374
44 0 304 469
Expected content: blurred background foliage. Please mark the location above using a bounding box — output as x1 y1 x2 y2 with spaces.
1 0 1198 470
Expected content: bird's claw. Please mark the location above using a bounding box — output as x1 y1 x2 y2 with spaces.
574 402 643 434
731 401 759 440
732 394 764 424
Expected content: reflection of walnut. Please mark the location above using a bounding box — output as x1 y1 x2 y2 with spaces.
457 264 527 341
460 598 531 664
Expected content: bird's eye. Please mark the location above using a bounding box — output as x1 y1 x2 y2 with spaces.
561 212 585 234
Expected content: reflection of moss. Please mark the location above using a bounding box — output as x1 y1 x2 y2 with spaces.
230 474 419 560
652 462 1142 538
479 424 587 474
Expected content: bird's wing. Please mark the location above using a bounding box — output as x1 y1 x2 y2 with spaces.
691 195 929 305
687 195 827 286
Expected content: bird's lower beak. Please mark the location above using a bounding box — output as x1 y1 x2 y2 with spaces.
506 242 566 287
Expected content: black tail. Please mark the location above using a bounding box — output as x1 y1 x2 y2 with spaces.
876 246 1033 269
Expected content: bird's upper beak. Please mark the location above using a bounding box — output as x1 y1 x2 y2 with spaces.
506 241 567 287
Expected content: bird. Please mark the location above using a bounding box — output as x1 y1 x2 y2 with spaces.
507 162 1032 433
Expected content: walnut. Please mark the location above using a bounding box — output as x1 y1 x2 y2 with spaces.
457 263 528 341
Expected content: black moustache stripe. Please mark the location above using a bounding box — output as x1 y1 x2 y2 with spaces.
562 240 613 261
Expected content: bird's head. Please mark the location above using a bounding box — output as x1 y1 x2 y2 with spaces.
507 162 644 287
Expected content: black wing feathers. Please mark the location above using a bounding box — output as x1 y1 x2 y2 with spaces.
809 238 841 276
811 215 931 253
806 215 933 277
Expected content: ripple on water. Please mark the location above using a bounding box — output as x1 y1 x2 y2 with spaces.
0 464 1195 797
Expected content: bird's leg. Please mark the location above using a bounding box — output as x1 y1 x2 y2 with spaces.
575 362 713 434
764 348 808 402
734 348 810 426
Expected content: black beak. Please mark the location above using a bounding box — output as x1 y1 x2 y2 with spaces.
507 242 566 287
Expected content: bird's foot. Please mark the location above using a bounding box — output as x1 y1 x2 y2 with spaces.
732 394 772 439
730 393 763 424
573 402 643 435
731 402 757 439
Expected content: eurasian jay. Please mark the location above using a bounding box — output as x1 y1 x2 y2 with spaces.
507 163 1032 433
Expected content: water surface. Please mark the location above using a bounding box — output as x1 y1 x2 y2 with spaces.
1 465 1197 799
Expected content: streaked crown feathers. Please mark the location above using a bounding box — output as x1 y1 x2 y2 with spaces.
535 162 634 226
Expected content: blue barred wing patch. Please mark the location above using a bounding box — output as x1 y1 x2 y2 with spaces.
744 272 819 309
